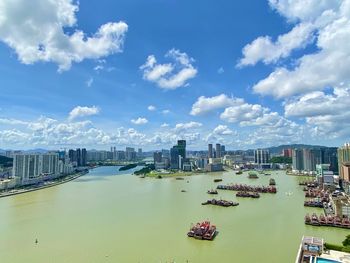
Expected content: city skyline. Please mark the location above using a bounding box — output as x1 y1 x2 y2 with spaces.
1 0 350 150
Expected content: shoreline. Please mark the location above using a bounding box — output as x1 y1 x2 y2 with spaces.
0 171 87 199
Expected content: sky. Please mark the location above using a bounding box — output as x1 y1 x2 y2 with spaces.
0 0 349 151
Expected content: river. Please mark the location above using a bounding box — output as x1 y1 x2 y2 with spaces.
0 166 347 263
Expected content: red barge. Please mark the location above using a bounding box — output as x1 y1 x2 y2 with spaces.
187 221 217 240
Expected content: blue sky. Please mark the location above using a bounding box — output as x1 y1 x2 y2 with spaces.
0 0 349 150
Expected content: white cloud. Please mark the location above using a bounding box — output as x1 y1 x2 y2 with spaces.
131 117 148 125
86 77 94 87
162 109 170 114
190 94 244 116
174 121 202 132
238 22 315 66
243 0 350 98
0 0 128 71
0 118 28 125
160 123 169 128
68 106 100 121
213 125 234 135
147 105 156 111
140 49 197 90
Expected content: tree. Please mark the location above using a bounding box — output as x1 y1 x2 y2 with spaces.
342 234 350 247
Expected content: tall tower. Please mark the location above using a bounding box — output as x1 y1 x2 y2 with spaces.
216 143 221 158
208 144 213 158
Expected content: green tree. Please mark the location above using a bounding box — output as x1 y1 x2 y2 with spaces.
342 235 350 247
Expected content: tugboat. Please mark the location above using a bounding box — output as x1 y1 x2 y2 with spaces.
269 178 276 186
207 189 218 195
187 221 217 240
213 178 223 183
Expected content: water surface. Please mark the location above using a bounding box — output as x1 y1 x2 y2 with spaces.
0 166 347 262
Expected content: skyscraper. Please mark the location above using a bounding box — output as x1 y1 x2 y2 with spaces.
76 148 81 166
153 151 162 163
208 144 213 158
170 146 179 169
338 143 350 183
254 149 269 164
81 148 87 166
292 149 304 171
216 143 221 158
177 140 186 159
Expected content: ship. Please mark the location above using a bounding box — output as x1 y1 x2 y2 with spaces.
201 199 239 207
213 178 223 183
269 178 276 186
187 221 217 240
207 189 218 194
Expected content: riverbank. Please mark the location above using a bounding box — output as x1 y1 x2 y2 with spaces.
0 171 87 198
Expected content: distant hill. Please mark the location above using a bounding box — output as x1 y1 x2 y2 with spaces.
266 144 331 155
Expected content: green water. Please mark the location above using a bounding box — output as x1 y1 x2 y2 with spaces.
0 167 347 263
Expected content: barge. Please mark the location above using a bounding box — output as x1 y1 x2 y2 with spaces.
236 191 260 198
187 221 217 240
201 199 239 207
305 213 350 229
217 184 277 193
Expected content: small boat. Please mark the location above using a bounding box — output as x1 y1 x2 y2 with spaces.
207 189 218 194
35 239 38 244
235 171 242 175
176 177 184 180
213 178 223 182
248 172 258 179
269 178 276 186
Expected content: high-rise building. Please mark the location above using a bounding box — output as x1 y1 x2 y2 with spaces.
254 149 269 164
338 143 350 184
68 149 76 163
292 149 304 171
13 153 59 182
283 148 293 158
138 148 142 158
208 144 213 158
126 147 136 161
76 148 81 166
170 146 179 169
302 149 322 172
216 144 221 158
221 145 226 155
177 140 186 159
153 152 162 163
321 147 338 174
81 148 87 166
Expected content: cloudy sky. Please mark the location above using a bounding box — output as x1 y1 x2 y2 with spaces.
0 0 349 150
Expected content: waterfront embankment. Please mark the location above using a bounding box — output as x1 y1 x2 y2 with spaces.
0 171 87 198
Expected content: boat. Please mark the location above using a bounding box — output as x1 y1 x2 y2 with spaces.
201 199 239 207
187 221 217 241
176 177 184 180
269 178 276 186
181 190 187 192
207 189 218 195
264 172 271 176
213 178 223 182
217 184 277 194
235 170 242 175
236 191 260 198
248 172 258 179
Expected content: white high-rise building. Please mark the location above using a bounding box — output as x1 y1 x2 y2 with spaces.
13 153 59 182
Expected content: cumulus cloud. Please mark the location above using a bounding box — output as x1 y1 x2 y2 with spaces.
147 105 156 111
162 109 170 114
213 125 234 135
190 94 244 116
0 0 128 71
140 49 197 90
238 22 315 66
174 122 202 132
131 117 148 125
68 106 100 121
241 0 350 98
161 123 169 128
